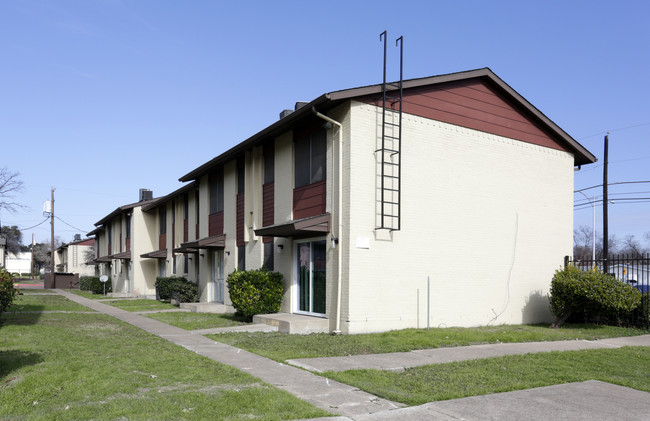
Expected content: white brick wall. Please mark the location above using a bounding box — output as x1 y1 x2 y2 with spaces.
342 101 574 333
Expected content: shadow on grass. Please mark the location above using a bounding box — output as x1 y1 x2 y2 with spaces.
0 311 43 327
0 350 43 380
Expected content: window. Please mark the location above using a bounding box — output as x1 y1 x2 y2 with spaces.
195 190 200 224
125 215 131 239
263 242 274 271
264 145 274 184
183 193 189 220
159 207 166 235
209 168 224 214
295 128 326 188
237 245 246 270
237 159 245 194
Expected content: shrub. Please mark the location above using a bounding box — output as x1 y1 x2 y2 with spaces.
0 266 20 313
79 276 112 295
550 265 642 328
155 277 197 303
227 267 284 320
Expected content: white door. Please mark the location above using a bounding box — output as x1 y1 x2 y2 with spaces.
210 250 224 303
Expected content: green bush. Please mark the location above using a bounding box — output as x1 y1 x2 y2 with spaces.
550 265 642 328
155 277 197 303
227 267 284 320
79 276 112 295
1 266 20 313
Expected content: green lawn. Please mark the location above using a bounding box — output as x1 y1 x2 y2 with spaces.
326 346 650 405
144 312 250 330
9 294 94 312
102 298 179 312
208 324 647 362
67 289 113 300
18 289 56 294
0 301 330 420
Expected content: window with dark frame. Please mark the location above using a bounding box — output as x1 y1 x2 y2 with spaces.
295 128 326 188
125 214 131 239
209 168 224 214
237 158 245 194
237 245 245 270
159 207 166 235
264 145 274 184
263 242 274 271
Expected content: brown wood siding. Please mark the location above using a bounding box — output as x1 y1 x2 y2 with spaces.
293 180 326 220
208 212 224 236
125 238 130 252
262 182 274 243
236 193 245 246
196 223 199 239
159 233 166 251
364 79 568 152
183 219 189 242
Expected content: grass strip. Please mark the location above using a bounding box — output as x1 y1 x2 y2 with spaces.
0 311 329 420
8 294 93 312
67 290 112 300
144 312 249 330
208 324 647 362
325 346 650 406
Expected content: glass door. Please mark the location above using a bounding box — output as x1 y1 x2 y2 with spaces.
297 240 326 315
210 250 224 303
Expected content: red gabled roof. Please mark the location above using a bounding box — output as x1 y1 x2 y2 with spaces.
179 68 595 182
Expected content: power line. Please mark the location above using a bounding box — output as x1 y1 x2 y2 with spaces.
575 181 650 193
8 216 52 231
578 122 650 140
54 215 88 233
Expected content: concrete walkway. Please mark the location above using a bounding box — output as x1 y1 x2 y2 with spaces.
289 334 650 372
53 290 650 420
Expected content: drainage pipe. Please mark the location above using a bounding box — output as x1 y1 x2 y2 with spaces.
313 107 343 334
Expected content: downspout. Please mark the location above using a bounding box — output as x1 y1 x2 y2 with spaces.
313 107 343 335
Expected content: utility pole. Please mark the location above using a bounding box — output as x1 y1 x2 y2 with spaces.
603 134 609 274
50 187 55 286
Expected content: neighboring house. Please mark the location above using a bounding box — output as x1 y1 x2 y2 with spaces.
170 67 595 333
89 189 159 297
90 68 596 333
4 252 31 274
55 235 96 277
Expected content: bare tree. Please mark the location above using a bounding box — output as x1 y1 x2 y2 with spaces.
620 234 646 257
32 237 62 272
0 167 25 214
83 246 96 264
573 225 594 260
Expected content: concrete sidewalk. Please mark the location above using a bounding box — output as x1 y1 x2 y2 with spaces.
54 290 650 420
289 335 650 373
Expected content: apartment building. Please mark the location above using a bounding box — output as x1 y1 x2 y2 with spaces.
89 68 596 333
54 235 96 276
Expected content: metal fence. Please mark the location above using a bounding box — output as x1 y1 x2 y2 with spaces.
565 254 650 328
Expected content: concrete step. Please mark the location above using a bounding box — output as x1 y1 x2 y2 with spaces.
253 313 329 334
180 302 235 314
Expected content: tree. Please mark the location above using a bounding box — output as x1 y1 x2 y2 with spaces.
0 225 23 254
83 246 96 264
0 167 25 214
32 238 62 272
573 225 594 260
619 234 646 257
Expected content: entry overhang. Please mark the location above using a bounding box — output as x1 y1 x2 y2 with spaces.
112 251 132 260
254 213 330 238
173 234 226 253
140 249 168 259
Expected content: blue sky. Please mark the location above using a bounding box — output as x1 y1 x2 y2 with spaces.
1 0 649 247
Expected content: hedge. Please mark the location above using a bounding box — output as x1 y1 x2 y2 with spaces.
79 276 112 295
227 267 284 320
0 266 19 313
550 265 642 328
154 277 198 303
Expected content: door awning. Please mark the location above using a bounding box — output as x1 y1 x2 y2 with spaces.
94 256 113 263
254 213 330 238
140 249 168 259
173 234 226 254
112 251 132 260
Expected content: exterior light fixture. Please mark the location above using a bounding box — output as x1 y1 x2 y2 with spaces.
331 237 339 249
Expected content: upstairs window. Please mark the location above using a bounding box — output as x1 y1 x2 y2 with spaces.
159 207 166 235
295 128 326 188
209 168 224 214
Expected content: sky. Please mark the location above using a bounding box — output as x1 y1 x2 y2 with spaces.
1 0 649 248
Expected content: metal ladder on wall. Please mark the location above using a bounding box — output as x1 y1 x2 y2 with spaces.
377 31 403 231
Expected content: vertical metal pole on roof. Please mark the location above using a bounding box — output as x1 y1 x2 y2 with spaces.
396 35 403 231
380 31 387 229
603 133 609 274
